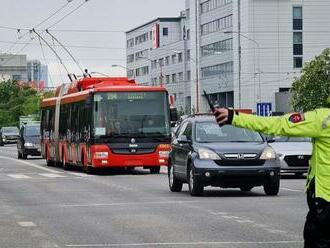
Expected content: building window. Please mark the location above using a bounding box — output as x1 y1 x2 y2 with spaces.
186 29 190 40
135 49 148 60
135 32 149 45
178 53 183 63
163 28 169 36
127 70 134 78
293 6 303 30
294 57 303 69
293 7 303 68
178 72 184 81
151 60 157 69
201 0 232 14
165 56 170 66
127 38 134 48
201 38 233 56
201 15 233 36
186 50 191 60
201 62 233 78
187 71 191 81
135 66 149 76
127 54 134 63
172 74 177 83
171 54 176 64
166 75 170 84
159 58 164 67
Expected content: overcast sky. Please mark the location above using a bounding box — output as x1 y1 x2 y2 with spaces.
0 0 185 86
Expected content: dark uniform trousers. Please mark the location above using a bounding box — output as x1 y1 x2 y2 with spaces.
304 180 330 248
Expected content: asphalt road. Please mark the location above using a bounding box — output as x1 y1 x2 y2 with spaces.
0 144 307 248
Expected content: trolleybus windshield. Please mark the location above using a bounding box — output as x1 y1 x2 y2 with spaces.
93 92 170 138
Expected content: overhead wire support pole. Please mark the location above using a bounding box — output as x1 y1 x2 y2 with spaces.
46 29 84 75
32 29 72 82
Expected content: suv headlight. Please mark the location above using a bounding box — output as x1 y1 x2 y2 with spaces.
260 147 276 160
198 148 221 160
24 143 34 148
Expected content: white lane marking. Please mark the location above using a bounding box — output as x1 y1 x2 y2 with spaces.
65 241 303 247
0 155 62 174
39 173 66 178
235 219 255 223
209 211 227 215
66 172 92 177
281 187 304 192
18 221 37 227
61 200 198 208
7 174 31 179
222 216 240 219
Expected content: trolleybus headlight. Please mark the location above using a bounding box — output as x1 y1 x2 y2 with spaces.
94 152 109 159
260 147 276 160
24 143 34 148
159 151 170 158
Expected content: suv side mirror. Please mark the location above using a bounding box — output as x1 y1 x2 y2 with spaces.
266 136 275 143
177 135 191 144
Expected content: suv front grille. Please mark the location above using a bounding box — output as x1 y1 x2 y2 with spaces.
215 159 265 166
284 155 310 167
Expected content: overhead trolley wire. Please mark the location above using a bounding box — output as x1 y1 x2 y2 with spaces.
47 0 89 29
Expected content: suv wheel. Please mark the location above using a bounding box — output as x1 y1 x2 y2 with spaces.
188 166 204 196
264 176 280 196
168 163 183 192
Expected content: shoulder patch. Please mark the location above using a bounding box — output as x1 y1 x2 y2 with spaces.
289 113 305 123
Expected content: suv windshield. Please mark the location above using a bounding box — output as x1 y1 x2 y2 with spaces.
2 127 19 134
24 126 40 137
196 122 263 143
93 92 170 138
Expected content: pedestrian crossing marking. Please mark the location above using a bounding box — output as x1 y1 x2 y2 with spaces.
39 173 66 178
7 174 31 179
18 221 37 227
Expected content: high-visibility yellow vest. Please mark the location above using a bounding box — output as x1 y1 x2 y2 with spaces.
232 108 330 202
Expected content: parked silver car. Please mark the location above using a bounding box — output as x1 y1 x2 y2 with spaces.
269 136 312 176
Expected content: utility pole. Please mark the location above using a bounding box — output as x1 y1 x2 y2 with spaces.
238 0 242 109
195 0 200 113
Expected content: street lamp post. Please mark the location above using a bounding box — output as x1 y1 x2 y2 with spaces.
225 31 261 105
112 64 135 79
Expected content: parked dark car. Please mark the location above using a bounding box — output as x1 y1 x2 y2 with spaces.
17 124 41 159
168 115 281 196
0 126 20 146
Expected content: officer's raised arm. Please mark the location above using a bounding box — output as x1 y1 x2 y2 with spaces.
214 108 322 138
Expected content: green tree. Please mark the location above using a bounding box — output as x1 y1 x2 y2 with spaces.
0 81 49 127
291 48 330 112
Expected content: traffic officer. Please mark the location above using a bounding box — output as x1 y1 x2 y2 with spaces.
213 107 330 248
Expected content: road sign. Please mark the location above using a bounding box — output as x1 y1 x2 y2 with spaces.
257 103 272 116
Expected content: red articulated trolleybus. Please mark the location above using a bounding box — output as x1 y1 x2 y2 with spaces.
40 77 173 174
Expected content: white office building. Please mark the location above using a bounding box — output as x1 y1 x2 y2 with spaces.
126 0 330 114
